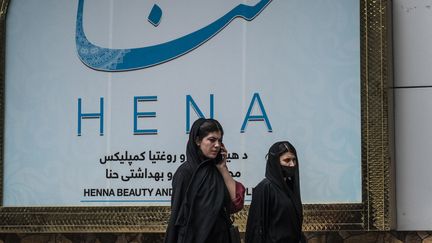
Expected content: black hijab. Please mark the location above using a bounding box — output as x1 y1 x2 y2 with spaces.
265 141 301 206
165 118 230 243
185 118 220 169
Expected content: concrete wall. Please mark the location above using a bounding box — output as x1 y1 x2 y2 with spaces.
393 0 432 230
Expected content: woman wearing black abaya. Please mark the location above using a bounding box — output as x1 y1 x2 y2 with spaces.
165 118 245 243
245 141 305 243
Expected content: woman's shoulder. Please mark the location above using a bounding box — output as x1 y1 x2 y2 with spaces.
256 178 272 188
252 178 270 192
172 162 194 182
254 178 279 194
175 161 193 173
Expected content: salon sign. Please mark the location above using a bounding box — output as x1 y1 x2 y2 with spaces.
4 0 361 206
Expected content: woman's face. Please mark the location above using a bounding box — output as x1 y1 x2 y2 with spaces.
279 151 297 167
197 131 222 159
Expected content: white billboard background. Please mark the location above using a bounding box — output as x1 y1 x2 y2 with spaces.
4 0 360 206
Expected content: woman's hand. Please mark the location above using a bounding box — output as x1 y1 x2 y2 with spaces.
215 143 236 200
216 143 228 171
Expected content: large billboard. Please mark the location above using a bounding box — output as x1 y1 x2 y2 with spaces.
4 0 360 206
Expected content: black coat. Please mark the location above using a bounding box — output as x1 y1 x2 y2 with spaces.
165 118 231 243
245 141 304 243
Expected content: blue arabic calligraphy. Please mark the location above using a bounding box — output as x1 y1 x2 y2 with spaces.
75 0 272 71
148 4 162 27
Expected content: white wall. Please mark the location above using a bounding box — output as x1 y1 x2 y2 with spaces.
394 0 432 230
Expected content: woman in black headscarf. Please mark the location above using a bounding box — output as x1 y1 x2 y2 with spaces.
165 118 245 243
245 141 305 243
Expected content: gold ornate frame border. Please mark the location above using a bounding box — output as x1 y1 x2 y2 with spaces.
0 0 393 232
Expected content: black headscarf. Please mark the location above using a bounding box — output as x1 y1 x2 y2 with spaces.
165 118 230 243
185 118 221 169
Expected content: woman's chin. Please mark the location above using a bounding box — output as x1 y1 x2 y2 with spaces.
206 154 217 159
